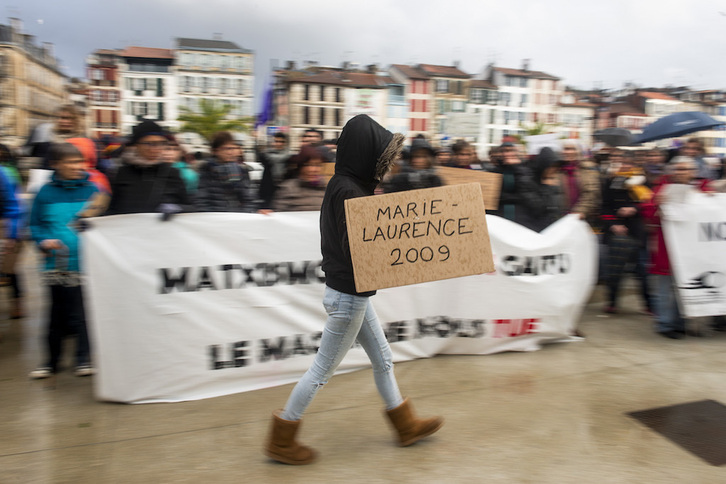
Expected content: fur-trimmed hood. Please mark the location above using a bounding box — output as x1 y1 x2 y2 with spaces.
120 147 162 167
335 114 404 191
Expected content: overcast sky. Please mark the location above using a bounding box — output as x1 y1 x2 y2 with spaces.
8 0 726 111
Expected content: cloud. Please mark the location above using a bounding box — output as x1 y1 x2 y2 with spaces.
10 0 726 104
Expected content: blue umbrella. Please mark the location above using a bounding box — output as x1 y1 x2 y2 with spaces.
634 111 725 143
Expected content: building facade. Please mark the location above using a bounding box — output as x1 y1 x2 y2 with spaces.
273 62 390 148
175 38 254 122
118 46 177 135
417 63 471 138
86 49 122 138
0 18 67 146
389 64 434 141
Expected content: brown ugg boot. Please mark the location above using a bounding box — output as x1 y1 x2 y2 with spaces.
265 410 317 465
385 398 444 447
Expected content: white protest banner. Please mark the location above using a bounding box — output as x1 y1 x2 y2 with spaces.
524 133 561 155
83 213 596 404
345 184 494 293
661 190 726 318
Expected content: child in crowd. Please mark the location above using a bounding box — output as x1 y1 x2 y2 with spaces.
28 143 99 378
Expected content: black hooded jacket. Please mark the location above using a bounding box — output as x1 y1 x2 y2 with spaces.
320 115 404 297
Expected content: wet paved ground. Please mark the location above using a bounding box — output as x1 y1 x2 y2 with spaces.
2 250 726 483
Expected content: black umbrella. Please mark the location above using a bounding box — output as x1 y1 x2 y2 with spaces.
634 111 725 144
594 128 633 147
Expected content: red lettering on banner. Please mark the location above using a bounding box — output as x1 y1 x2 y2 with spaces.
491 318 540 338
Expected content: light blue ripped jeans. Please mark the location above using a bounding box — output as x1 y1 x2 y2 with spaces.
280 286 404 421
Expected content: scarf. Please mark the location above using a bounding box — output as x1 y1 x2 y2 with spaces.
561 163 580 209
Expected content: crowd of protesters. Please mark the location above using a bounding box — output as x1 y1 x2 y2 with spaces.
376 132 726 341
2 109 726 380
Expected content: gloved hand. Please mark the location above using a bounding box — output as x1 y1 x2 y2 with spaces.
159 203 182 221
75 218 92 232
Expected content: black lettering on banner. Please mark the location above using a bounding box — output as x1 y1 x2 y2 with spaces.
233 341 249 367
160 267 190 294
221 264 236 288
197 266 217 291
209 341 251 369
500 254 572 277
259 337 287 362
159 260 324 294
383 321 411 342
208 319 494 371
241 265 255 287
209 344 223 370
699 222 726 241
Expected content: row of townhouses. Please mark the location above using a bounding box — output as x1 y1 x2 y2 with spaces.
86 37 254 139
2 17 725 158
271 60 726 157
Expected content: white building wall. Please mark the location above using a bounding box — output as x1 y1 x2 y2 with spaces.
119 68 178 135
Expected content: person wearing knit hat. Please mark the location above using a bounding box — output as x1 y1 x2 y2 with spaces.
106 119 190 216
129 119 166 146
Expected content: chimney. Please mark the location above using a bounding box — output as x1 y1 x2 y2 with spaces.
453 60 460 68
9 17 22 33
341 61 350 71
366 64 378 74
522 59 530 71
43 42 55 59
286 60 296 71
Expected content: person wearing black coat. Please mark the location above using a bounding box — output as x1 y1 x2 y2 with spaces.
106 120 190 216
529 147 567 233
194 132 256 212
489 142 542 231
600 150 651 314
383 138 443 193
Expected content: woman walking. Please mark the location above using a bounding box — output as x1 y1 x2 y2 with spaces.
265 115 443 465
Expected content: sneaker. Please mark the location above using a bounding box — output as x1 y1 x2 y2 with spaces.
74 364 95 377
29 367 54 379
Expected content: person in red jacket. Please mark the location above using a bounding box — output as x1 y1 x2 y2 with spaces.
641 156 705 339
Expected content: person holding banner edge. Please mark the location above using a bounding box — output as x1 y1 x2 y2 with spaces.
265 114 443 465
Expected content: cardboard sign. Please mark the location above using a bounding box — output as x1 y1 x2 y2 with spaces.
437 167 502 211
345 183 494 292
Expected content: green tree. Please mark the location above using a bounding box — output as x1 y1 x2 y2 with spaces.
523 122 551 136
177 99 253 142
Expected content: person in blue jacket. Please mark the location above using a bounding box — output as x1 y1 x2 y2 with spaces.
28 143 99 379
0 143 27 318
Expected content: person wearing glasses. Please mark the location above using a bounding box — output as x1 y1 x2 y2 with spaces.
194 131 257 212
106 120 190 216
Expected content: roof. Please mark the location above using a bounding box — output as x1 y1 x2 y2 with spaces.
493 66 559 81
94 49 121 56
282 69 389 88
559 101 598 108
417 64 470 79
120 46 174 59
176 37 252 54
390 64 430 81
607 102 646 116
638 91 679 102
470 79 497 90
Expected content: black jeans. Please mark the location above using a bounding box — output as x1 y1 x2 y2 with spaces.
46 285 90 371
606 235 639 307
